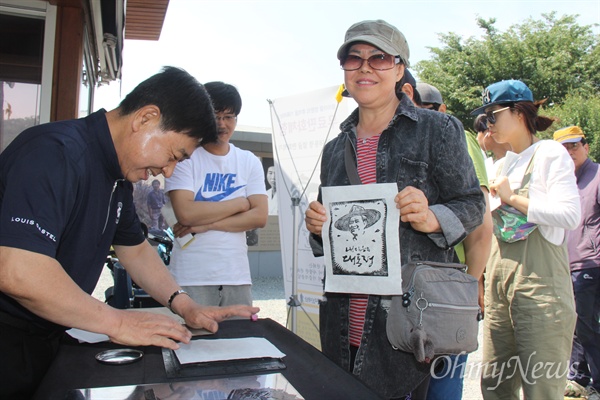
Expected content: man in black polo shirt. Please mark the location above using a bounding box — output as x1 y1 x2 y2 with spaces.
0 66 259 399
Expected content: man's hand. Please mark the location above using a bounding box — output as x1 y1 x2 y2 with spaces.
177 300 260 333
108 310 192 350
172 222 210 237
305 201 327 236
109 302 260 349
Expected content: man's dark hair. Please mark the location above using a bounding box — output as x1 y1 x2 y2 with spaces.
204 81 242 115
474 114 488 132
396 68 421 105
422 103 441 111
118 66 217 144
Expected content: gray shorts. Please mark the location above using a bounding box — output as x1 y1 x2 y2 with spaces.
182 285 252 307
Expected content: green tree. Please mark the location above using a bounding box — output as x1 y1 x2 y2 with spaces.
415 12 600 145
540 94 600 162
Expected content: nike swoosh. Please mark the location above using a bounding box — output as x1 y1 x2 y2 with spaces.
195 185 246 202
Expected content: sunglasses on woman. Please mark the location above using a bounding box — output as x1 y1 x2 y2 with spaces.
341 54 401 71
485 106 511 125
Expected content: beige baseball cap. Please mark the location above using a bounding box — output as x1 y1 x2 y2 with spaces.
337 19 410 67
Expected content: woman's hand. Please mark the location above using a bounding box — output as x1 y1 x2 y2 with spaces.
489 176 529 215
395 186 440 233
489 176 512 204
305 201 327 236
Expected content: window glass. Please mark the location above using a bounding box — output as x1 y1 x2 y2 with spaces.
1 81 40 151
0 13 44 152
78 62 92 118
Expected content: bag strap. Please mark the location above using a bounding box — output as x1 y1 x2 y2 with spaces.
519 143 539 193
344 138 362 185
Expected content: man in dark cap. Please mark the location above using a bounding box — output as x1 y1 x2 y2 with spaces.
416 81 492 400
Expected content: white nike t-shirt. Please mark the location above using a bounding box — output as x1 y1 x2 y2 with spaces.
165 144 266 285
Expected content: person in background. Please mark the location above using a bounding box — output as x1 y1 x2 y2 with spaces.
266 165 278 215
0 66 259 399
554 126 600 400
166 81 268 307
416 82 493 400
397 68 421 104
472 80 580 399
305 19 485 399
473 114 511 180
147 179 166 229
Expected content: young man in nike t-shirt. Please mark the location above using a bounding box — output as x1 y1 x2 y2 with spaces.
166 82 267 306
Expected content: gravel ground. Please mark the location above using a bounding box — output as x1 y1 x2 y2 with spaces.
92 268 484 399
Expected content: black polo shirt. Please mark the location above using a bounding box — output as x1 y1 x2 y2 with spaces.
0 109 144 331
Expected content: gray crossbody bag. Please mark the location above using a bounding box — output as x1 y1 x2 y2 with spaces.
386 261 481 363
344 139 481 363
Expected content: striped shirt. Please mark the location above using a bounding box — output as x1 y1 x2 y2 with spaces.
349 135 380 347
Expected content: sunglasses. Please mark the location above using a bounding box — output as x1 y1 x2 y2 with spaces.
485 106 511 125
341 54 401 71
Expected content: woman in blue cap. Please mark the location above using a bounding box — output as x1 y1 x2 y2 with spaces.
472 80 581 399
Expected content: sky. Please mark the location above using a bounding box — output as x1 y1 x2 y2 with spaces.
94 0 600 129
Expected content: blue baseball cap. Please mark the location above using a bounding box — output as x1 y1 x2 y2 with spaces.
471 80 533 115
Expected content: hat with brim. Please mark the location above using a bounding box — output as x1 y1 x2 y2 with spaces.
334 205 381 231
553 126 585 144
471 80 533 115
337 19 410 67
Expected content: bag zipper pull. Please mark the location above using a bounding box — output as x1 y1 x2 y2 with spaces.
415 293 428 326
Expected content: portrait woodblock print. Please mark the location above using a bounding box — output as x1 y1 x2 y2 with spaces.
322 183 402 295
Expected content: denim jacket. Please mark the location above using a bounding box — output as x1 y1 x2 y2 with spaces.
310 93 485 399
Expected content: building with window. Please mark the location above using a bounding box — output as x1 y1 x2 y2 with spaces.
0 0 281 277
0 0 169 151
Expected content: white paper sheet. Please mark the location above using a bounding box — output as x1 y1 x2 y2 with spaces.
489 192 501 212
174 337 286 365
321 183 402 295
67 328 109 343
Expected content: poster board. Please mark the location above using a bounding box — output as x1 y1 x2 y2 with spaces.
269 85 355 347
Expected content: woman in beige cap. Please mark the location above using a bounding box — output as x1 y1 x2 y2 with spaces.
305 19 485 399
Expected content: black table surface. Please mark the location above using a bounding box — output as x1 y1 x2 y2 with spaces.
34 318 383 399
